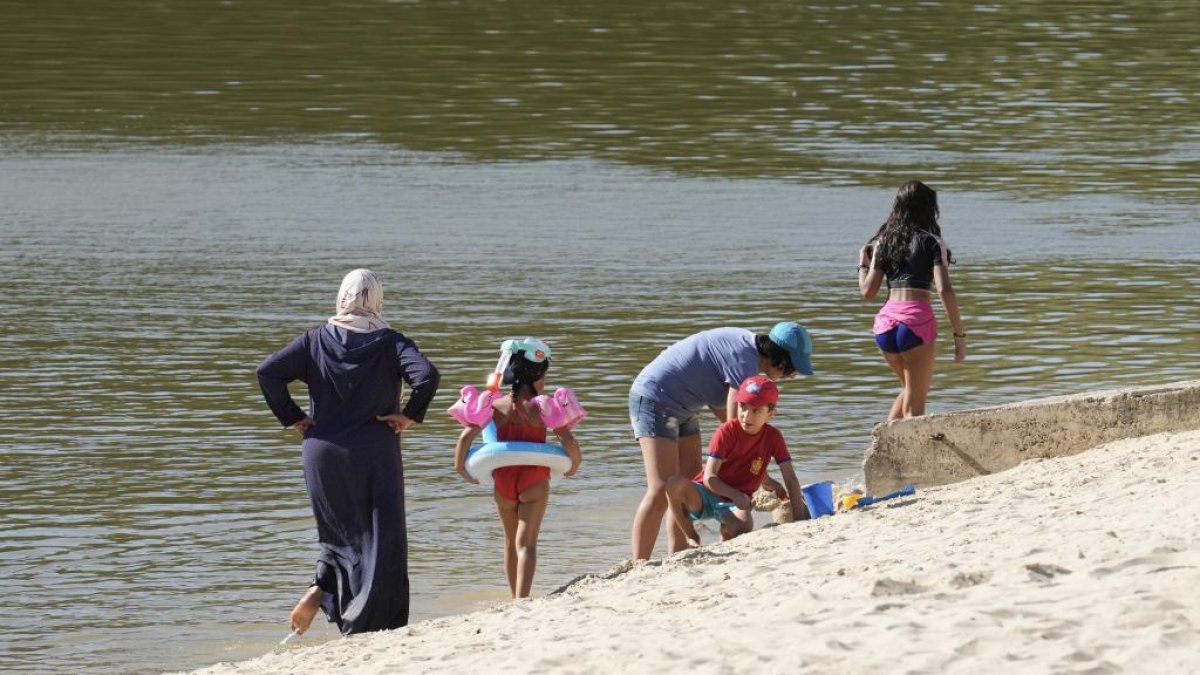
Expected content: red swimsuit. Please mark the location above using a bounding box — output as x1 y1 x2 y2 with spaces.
491 405 552 501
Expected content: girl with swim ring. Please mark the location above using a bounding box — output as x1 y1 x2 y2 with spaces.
858 180 967 421
451 339 583 599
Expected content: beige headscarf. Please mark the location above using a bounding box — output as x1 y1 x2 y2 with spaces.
328 269 392 333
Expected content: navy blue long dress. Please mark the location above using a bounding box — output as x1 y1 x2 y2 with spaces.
257 324 439 634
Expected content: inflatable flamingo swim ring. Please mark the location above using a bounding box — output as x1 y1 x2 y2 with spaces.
447 385 498 427
448 386 587 486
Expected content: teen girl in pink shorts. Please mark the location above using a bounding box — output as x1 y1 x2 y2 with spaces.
858 181 967 420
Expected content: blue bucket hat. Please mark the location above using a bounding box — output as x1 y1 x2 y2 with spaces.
768 322 814 376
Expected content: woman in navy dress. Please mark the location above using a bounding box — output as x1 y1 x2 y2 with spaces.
257 269 440 636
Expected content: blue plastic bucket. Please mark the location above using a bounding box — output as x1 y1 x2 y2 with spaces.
801 481 835 519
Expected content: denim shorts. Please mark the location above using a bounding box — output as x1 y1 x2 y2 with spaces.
628 393 700 441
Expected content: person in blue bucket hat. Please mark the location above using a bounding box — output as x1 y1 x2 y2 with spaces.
768 321 814 378
628 321 813 560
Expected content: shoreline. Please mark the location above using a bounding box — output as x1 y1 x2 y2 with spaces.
185 429 1200 674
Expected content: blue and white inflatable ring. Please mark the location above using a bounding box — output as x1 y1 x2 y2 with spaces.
465 422 573 487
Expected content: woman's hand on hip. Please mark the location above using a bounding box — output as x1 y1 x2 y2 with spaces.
290 416 314 435
377 413 414 434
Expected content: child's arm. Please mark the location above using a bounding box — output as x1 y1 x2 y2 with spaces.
760 473 786 499
453 425 482 484
777 461 807 521
553 427 583 477
702 457 751 513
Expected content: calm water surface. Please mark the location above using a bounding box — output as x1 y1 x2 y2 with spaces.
1 2 1198 673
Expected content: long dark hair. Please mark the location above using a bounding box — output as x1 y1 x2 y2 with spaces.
870 180 949 271
505 356 550 400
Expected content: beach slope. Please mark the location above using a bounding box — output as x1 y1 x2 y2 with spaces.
188 429 1200 674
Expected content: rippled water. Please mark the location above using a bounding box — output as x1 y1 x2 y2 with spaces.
2 147 1196 674
4 1 1199 197
1 1 1198 673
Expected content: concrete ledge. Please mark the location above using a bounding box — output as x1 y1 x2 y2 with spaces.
863 380 1200 494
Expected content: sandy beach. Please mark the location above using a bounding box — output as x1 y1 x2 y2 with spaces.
187 429 1200 674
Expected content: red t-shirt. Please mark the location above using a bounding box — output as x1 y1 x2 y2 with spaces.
693 420 791 497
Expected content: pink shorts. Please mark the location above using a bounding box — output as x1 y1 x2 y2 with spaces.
492 465 551 501
873 300 938 344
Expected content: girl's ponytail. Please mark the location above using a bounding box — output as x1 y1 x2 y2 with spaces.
505 354 550 400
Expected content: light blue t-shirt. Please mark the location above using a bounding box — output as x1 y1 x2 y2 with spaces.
630 327 760 413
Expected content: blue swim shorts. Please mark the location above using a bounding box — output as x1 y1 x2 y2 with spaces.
628 393 700 441
875 323 925 354
687 483 737 522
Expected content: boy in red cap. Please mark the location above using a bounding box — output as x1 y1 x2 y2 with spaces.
664 375 806 545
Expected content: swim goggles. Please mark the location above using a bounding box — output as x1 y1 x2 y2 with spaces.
492 337 551 379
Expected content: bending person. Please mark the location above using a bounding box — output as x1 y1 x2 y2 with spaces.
257 269 440 636
628 322 813 560
858 180 966 420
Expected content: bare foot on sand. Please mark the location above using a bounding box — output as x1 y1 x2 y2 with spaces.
289 586 324 635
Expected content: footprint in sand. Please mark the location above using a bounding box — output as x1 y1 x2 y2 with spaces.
1025 562 1072 581
949 570 991 589
870 578 927 596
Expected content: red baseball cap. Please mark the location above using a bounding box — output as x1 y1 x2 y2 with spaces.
736 375 779 407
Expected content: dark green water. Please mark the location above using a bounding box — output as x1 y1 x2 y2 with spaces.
1 2 1197 673
4 0 1200 196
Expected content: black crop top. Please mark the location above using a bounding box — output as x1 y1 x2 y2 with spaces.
879 231 946 291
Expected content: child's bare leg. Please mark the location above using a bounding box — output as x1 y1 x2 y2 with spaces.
494 493 520 597
719 509 754 541
719 521 734 540
664 475 703 547
514 480 550 598
668 434 704 553
289 585 324 635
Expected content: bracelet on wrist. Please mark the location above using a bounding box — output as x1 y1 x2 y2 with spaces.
953 332 966 338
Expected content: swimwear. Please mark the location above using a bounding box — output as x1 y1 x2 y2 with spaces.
492 465 551 501
877 231 948 291
686 483 738 522
873 299 938 349
875 323 926 353
491 400 551 501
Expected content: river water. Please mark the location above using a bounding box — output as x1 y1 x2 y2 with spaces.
1 2 1197 673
